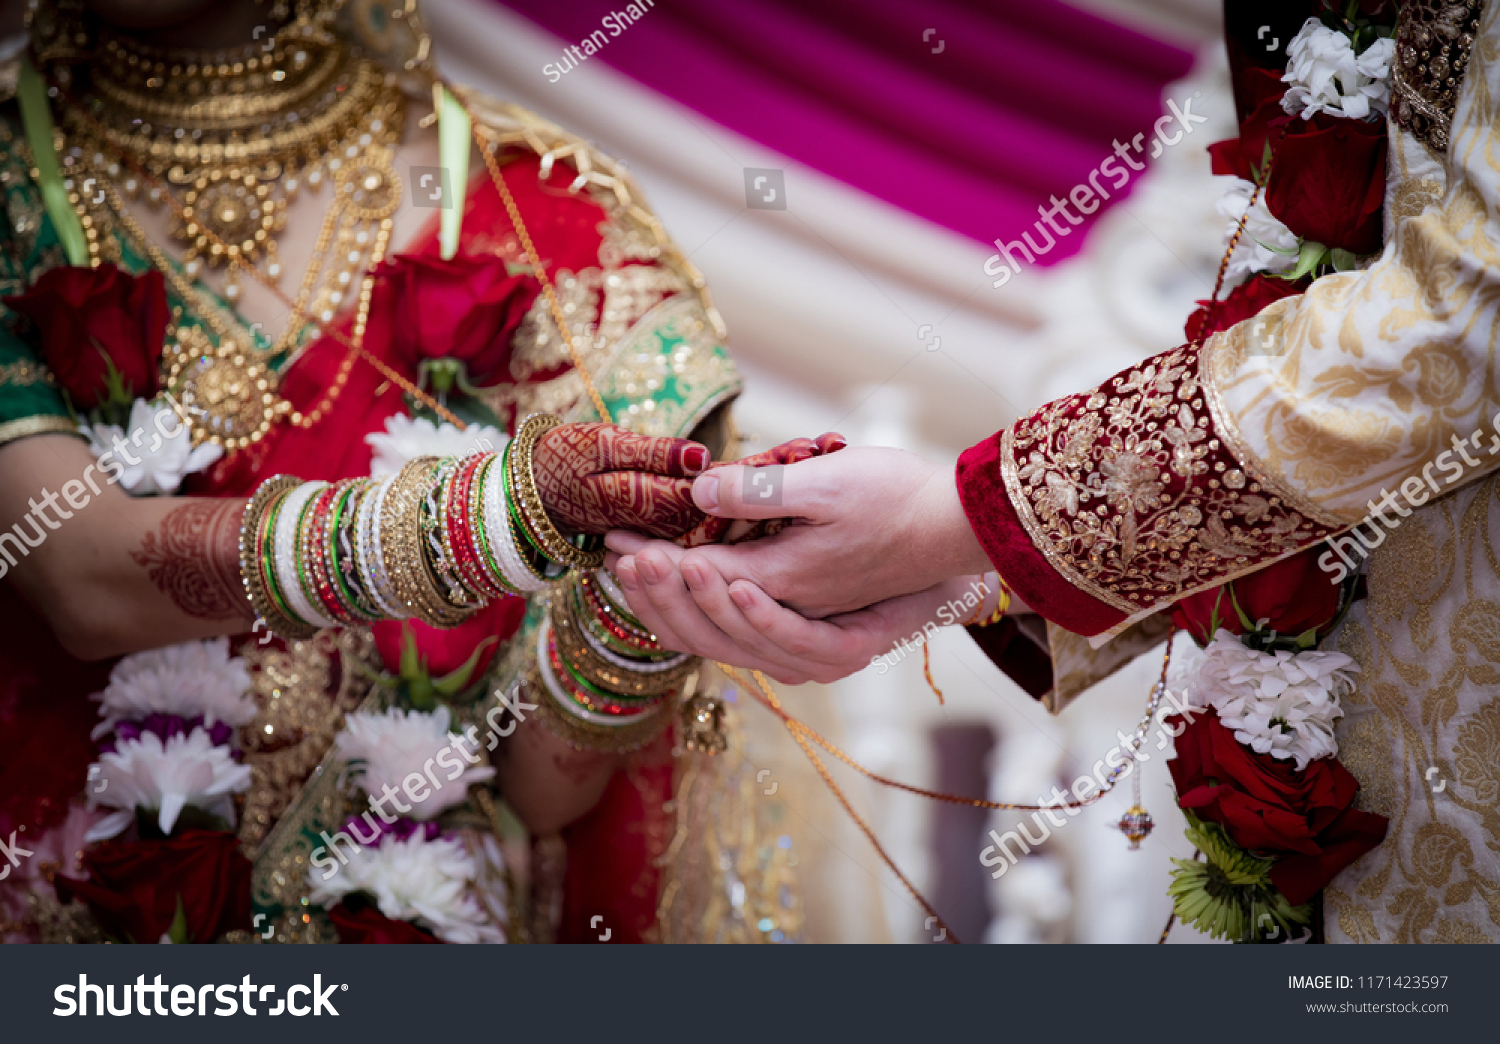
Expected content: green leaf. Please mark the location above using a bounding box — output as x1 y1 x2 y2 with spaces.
1225 582 1257 633
399 623 422 681
1329 247 1358 271
1252 140 1274 186
1283 240 1331 282
1294 627 1319 649
167 894 190 944
432 636 498 698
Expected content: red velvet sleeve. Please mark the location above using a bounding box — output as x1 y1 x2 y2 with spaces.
955 341 1343 638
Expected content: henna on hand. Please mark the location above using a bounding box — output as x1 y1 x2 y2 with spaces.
533 422 710 538
677 432 847 547
130 498 252 621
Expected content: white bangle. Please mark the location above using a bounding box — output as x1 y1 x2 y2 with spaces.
272 481 337 631
482 454 551 593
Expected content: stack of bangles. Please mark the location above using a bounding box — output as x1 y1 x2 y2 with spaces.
526 569 697 752
240 413 698 752
238 413 607 638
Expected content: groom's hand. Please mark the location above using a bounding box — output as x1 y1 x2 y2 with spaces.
610 445 991 618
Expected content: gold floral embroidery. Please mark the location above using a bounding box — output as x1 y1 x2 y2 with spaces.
1002 342 1342 616
0 359 55 387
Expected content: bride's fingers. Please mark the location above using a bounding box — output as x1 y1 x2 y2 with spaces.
678 555 821 675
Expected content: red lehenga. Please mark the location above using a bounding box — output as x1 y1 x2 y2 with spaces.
0 8 791 943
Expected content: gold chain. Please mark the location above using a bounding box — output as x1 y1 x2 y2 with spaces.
476 134 611 425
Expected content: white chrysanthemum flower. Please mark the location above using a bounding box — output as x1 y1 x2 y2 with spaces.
92 637 255 739
86 728 252 841
1217 177 1299 280
1281 19 1394 122
80 398 223 496
307 829 506 943
333 706 494 820
1186 629 1357 770
366 414 506 478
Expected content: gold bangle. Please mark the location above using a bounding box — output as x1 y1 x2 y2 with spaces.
509 413 606 571
381 457 470 628
549 591 696 697
239 475 317 640
525 666 672 754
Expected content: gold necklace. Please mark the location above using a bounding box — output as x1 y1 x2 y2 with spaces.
47 3 403 307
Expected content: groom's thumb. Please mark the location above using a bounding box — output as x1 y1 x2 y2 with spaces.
694 463 797 519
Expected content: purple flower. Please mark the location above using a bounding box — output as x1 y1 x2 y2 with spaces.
99 714 236 756
341 815 442 846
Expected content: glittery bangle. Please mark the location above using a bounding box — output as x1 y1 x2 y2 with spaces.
578 571 667 656
550 593 694 697
329 480 381 623
382 457 469 628
301 482 351 624
445 453 506 601
529 622 671 753
548 628 670 713
258 487 302 630
239 475 315 640
422 457 476 609
509 413 606 571
357 473 409 620
498 437 556 587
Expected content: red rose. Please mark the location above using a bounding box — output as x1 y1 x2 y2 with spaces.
1265 113 1387 254
1184 273 1305 342
1209 67 1290 182
368 253 539 388
1171 546 1341 646
328 901 442 944
1168 710 1387 905
372 595 525 680
3 264 168 408
55 829 252 943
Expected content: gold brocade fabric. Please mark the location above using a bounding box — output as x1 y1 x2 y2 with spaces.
1043 615 1173 715
1208 3 1500 526
1325 476 1500 943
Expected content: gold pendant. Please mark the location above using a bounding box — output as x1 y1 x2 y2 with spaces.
163 326 283 451
680 693 728 755
176 169 284 272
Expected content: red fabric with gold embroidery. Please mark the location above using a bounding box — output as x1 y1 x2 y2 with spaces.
957 341 1342 638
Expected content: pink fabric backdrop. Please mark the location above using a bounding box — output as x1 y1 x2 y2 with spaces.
493 0 1194 261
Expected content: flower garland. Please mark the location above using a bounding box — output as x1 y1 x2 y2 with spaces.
1165 2 1397 943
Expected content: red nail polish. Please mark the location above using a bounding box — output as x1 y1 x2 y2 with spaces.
685 445 710 474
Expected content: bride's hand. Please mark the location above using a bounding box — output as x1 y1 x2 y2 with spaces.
607 539 991 685
532 422 710 538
